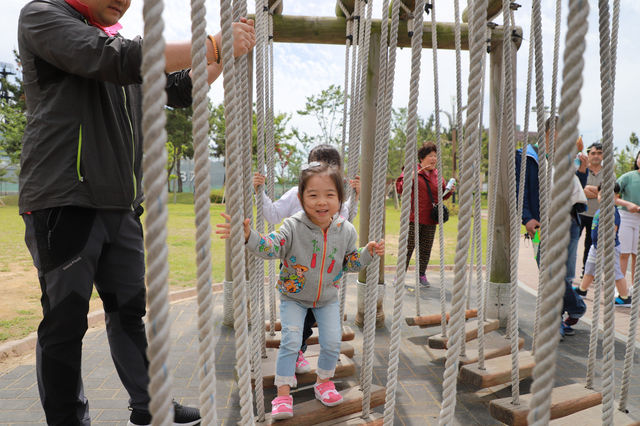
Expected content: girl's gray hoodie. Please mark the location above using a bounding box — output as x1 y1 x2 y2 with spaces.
246 210 374 308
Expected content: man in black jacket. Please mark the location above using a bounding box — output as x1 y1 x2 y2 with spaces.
17 0 254 424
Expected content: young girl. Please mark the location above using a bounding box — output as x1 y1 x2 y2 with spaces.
252 144 360 377
218 162 384 419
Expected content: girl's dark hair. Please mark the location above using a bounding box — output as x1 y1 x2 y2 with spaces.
418 142 437 161
308 144 342 169
634 151 640 170
298 162 345 212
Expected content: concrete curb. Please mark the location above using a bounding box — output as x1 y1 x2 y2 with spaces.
0 285 223 362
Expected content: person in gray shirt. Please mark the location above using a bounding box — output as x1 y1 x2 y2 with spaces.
576 142 603 277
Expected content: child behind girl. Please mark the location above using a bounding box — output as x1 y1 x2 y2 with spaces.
217 162 384 419
252 144 360 377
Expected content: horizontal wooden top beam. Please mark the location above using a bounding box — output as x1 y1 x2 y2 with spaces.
249 14 522 51
462 0 504 24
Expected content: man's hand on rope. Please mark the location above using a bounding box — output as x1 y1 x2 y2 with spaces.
366 239 385 257
525 219 540 238
232 18 256 58
253 172 265 192
216 212 250 242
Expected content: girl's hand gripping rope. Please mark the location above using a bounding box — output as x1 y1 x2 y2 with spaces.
366 239 385 257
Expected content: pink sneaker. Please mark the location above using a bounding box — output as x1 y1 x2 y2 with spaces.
295 351 312 374
271 395 293 420
314 381 343 407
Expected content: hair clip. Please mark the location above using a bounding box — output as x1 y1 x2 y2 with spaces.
301 161 322 171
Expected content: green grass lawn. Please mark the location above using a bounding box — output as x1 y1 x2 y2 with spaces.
0 198 487 342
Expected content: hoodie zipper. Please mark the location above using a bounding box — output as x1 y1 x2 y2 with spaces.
313 229 328 308
121 87 137 206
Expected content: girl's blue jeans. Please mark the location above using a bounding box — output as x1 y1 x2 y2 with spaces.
274 299 341 388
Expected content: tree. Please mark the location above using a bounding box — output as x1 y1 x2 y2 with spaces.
0 51 26 183
295 84 345 152
615 132 639 177
165 105 194 192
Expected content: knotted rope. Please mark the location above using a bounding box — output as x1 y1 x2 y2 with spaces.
382 1 425 424
438 0 487 423
141 0 173 422
526 1 589 424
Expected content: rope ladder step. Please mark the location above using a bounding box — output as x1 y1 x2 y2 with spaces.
489 383 602 425
405 308 477 327
265 326 355 348
548 404 638 425
427 318 499 349
458 350 535 388
256 384 386 425
426 331 524 366
265 314 348 332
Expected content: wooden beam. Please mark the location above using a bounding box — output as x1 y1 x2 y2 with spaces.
459 350 535 388
335 0 415 20
405 308 477 327
265 314 347 332
462 0 503 23
426 332 523 366
427 319 500 349
489 383 602 426
258 385 386 425
246 14 522 50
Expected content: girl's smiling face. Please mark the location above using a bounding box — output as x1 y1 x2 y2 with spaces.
300 173 341 230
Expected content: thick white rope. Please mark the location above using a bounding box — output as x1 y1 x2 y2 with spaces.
266 4 277 337
253 0 268 355
382 4 424 423
361 0 402 417
438 0 486 423
140 0 173 422
428 0 449 340
620 226 640 411
526 1 589 424
220 0 254 422
414 140 422 315
597 0 619 422
586 249 603 388
188 0 218 423
531 0 548 354
501 2 521 405
547 0 561 170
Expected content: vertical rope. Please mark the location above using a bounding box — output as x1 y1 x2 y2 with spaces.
531 0 548 354
382 4 424 423
266 4 277 336
429 0 449 339
414 132 422 315
620 229 640 411
548 0 562 168
220 0 254 422
254 0 268 356
438 0 486 423
597 0 618 422
140 0 173 422
586 248 603 388
361 0 402 417
526 1 589 424
189 0 217 423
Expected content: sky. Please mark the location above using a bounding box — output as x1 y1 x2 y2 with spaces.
3 0 640 153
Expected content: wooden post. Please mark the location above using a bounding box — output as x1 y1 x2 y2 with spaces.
355 29 385 329
486 35 517 327
462 0 504 23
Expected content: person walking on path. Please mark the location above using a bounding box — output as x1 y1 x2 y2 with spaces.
576 142 604 277
17 0 255 424
395 142 455 288
616 151 640 286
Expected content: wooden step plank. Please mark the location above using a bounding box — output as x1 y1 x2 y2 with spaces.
548 404 639 425
253 350 355 388
427 319 500 349
405 309 477 327
266 326 355 348
257 384 386 425
426 331 523 366
489 383 602 425
316 412 383 425
265 315 348 332
459 350 535 388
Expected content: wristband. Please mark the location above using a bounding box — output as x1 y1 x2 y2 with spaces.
207 34 220 64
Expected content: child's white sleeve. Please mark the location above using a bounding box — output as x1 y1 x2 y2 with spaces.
260 188 298 224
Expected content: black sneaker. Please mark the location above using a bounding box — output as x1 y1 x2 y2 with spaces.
128 401 201 426
574 286 587 297
615 296 632 307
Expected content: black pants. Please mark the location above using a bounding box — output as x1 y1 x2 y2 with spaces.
300 309 316 353
23 207 150 425
405 222 437 276
579 214 594 275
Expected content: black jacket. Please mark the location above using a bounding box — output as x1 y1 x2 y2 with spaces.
18 0 192 213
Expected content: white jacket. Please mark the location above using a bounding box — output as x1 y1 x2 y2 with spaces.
258 187 356 225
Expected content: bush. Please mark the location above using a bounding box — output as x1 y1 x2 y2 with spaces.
210 188 225 204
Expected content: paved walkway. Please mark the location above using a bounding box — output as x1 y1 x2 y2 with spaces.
2 267 640 425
